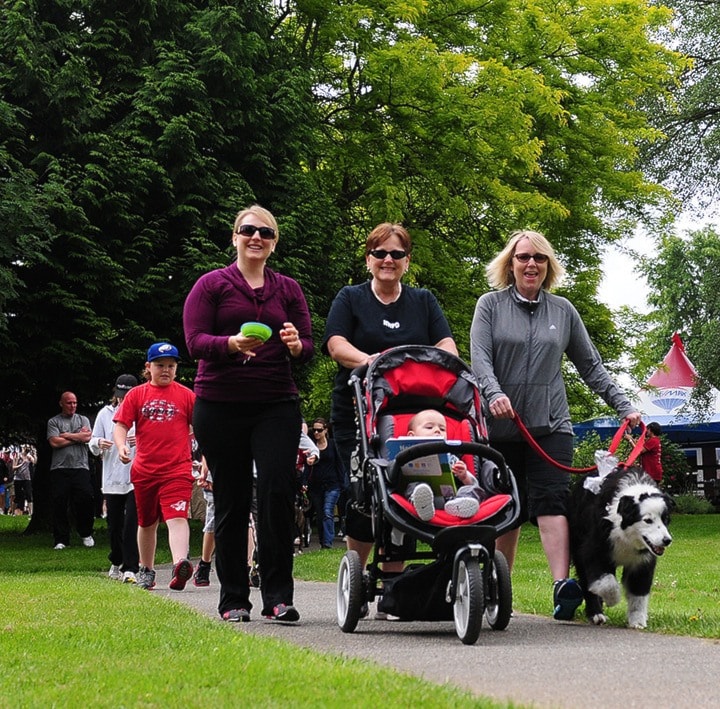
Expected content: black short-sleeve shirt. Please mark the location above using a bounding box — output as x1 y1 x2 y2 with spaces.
322 282 453 432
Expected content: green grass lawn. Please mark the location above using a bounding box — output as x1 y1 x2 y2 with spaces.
2 515 515 708
3 512 719 707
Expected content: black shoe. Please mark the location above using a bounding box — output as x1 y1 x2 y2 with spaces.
264 603 300 622
222 608 250 622
553 578 583 620
193 560 211 587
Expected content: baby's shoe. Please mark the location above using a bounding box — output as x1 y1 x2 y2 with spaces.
444 497 479 518
410 483 435 521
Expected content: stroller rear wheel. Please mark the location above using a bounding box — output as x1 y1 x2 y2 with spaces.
337 550 363 632
453 553 484 645
484 550 512 630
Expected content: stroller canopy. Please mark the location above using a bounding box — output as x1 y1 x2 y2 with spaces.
364 346 486 440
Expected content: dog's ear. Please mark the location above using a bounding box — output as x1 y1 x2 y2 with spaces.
617 495 641 529
663 493 676 513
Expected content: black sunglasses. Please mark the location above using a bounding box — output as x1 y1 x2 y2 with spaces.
514 252 548 264
312 427 325 433
369 249 407 260
236 224 276 239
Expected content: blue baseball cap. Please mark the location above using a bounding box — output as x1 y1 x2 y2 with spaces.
147 342 180 362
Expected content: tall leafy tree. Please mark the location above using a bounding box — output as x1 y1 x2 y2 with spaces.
1 0 687 443
643 0 720 203
0 1 318 438
282 0 684 415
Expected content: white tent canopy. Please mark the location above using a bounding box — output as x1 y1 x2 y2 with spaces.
575 333 720 445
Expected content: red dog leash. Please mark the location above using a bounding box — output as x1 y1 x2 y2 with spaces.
511 415 647 474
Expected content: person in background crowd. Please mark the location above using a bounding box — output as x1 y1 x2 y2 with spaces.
0 453 7 514
192 456 215 588
1 448 14 514
625 421 664 484
90 374 140 583
307 418 346 549
470 229 641 621
12 446 35 516
47 392 95 549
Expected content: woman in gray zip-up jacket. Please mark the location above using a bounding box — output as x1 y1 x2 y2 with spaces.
470 229 641 621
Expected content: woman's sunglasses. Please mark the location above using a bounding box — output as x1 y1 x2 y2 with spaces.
514 252 548 264
369 249 407 260
236 224 276 239
312 427 325 433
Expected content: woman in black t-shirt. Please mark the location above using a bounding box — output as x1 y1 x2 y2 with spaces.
322 223 457 577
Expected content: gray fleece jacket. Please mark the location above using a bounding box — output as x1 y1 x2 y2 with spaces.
470 287 636 441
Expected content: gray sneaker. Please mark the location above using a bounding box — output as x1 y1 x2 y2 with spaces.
136 566 156 590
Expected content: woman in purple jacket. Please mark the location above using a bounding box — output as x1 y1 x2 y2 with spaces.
184 204 313 623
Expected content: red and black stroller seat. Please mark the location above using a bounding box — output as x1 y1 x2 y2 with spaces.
360 346 514 528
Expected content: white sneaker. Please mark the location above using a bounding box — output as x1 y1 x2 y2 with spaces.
108 564 122 580
410 483 435 521
122 571 137 584
54 543 66 550
444 497 479 518
375 610 400 621
81 536 95 548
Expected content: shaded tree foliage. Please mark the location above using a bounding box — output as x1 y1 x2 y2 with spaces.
1 0 685 440
0 1 319 438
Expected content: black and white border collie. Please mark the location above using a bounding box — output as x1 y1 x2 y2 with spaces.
569 466 673 629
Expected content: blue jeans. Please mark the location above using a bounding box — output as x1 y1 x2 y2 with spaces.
310 487 341 547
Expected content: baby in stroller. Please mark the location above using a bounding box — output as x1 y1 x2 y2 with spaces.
402 408 486 521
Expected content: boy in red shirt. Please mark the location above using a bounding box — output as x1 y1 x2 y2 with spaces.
114 343 196 590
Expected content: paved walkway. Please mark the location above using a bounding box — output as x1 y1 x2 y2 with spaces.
153 564 719 708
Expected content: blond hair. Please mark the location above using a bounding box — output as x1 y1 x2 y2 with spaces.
485 229 565 291
233 204 279 240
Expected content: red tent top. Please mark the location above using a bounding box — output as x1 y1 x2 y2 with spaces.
646 332 698 388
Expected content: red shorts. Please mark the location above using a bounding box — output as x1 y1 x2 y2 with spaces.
133 472 193 528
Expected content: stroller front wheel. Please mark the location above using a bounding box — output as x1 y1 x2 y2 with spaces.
337 550 363 632
485 550 512 630
453 554 484 645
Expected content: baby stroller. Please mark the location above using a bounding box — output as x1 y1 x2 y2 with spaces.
336 345 520 645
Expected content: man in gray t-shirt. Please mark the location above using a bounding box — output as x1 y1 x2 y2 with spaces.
47 391 95 549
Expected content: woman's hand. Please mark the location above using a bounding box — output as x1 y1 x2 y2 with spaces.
625 411 642 428
228 333 265 358
280 321 303 357
489 395 515 420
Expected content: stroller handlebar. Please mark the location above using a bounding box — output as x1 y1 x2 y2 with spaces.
391 440 504 468
348 363 369 383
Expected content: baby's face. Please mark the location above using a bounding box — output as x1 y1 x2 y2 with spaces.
410 413 447 437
